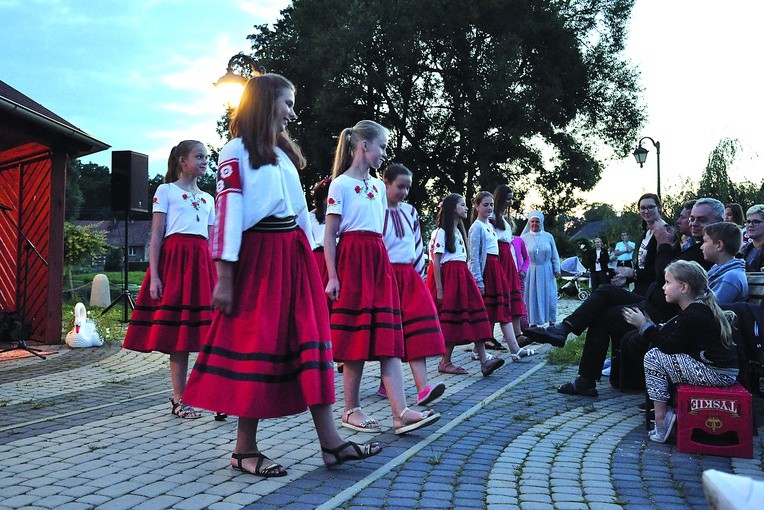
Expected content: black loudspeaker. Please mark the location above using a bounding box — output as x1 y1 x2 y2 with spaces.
111 150 149 213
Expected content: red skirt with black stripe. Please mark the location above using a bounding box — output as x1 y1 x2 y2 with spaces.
123 234 215 354
391 263 445 361
498 241 527 318
313 247 329 287
182 226 335 419
483 254 516 323
330 231 404 361
426 260 493 346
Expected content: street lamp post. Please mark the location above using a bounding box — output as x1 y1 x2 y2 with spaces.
632 136 661 200
214 54 266 110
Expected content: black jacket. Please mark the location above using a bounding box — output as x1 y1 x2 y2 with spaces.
644 302 738 369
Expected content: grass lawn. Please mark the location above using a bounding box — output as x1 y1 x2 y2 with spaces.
545 332 586 366
61 271 146 344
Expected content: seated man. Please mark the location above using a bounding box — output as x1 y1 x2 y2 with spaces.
524 198 725 397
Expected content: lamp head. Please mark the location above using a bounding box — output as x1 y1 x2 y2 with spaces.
633 145 648 168
214 55 266 110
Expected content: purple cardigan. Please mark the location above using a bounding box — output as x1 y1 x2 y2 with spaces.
511 236 530 273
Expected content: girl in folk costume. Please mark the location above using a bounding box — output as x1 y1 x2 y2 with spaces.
309 177 332 285
623 260 738 443
325 120 440 435
490 185 531 342
123 140 217 420
427 194 505 377
183 75 381 477
377 163 446 406
469 191 538 361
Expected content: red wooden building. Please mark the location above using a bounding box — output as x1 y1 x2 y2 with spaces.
0 80 109 344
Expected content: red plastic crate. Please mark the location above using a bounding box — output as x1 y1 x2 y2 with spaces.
676 383 753 458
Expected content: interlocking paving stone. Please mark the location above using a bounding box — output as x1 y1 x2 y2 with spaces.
1 300 762 509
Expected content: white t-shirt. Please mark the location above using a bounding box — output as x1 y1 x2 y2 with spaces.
325 174 386 234
382 203 425 277
473 219 500 256
211 138 312 262
152 183 214 238
430 227 467 264
309 210 326 250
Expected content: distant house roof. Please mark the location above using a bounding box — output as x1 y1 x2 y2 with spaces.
570 220 613 241
73 220 152 247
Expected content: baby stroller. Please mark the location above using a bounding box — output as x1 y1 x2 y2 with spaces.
557 256 591 301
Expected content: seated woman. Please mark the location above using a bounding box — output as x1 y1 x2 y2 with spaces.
623 260 738 443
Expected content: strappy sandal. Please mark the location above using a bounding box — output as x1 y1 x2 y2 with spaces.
394 407 441 435
509 347 539 361
481 357 505 377
170 398 201 419
231 452 287 478
438 362 468 375
341 407 381 433
322 441 382 468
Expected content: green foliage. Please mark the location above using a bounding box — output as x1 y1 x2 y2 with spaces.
75 161 116 220
63 222 107 268
546 331 587 366
65 160 84 220
697 138 739 201
63 222 108 293
104 245 123 272
694 138 764 208
583 203 617 223
244 0 644 218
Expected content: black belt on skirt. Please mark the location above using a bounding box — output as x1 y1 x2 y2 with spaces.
246 215 297 232
616 260 633 267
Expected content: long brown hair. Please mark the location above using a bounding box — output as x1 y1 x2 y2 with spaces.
492 184 516 232
437 194 468 256
231 74 306 170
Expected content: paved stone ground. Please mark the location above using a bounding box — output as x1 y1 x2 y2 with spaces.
0 297 762 510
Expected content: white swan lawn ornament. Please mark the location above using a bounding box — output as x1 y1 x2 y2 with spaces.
65 302 103 348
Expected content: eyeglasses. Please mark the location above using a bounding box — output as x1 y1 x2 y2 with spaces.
639 205 657 212
746 219 764 226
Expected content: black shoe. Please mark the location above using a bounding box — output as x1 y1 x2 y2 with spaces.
557 378 598 397
523 324 568 347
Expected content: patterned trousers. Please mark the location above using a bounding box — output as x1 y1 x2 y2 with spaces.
643 347 737 402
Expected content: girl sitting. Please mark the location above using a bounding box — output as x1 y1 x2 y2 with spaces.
622 260 739 443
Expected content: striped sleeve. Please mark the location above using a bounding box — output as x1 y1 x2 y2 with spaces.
411 205 426 279
211 153 243 262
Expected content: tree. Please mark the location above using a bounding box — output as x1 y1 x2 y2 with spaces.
697 138 739 203
583 202 617 223
77 161 115 220
63 222 107 292
246 0 644 218
65 160 84 220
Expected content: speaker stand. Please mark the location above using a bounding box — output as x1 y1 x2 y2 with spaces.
100 208 135 322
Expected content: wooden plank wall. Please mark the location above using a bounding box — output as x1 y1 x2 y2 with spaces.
0 152 51 342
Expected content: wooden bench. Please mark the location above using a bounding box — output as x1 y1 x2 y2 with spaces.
746 271 764 305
